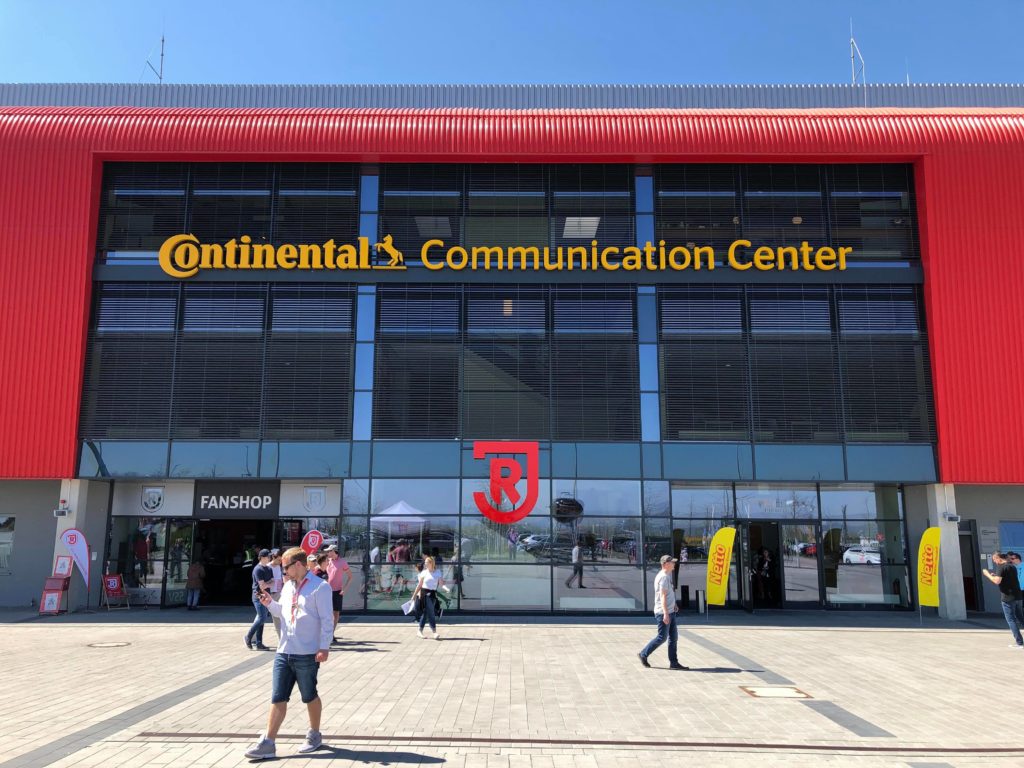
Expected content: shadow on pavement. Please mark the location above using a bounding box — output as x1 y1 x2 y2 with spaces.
279 746 444 763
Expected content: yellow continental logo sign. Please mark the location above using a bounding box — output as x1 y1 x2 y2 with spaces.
159 234 851 279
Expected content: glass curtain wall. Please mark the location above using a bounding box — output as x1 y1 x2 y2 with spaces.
329 479 911 612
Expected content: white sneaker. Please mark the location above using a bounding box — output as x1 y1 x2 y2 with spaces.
417 630 424 638
1010 643 1023 649
297 729 323 754
243 736 276 760
432 631 440 640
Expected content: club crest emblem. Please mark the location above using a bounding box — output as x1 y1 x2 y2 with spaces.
303 486 327 514
141 486 164 514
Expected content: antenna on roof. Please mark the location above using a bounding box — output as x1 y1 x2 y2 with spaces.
145 34 165 84
850 19 867 106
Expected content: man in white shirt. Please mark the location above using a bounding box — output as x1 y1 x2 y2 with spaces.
638 554 687 671
244 546 333 760
565 541 586 588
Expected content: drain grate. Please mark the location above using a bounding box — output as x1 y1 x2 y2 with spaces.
740 686 811 699
88 642 131 648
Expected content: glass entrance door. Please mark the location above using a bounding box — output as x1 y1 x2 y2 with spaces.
734 521 786 610
162 519 195 608
780 522 822 607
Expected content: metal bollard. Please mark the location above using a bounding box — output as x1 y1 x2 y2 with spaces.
696 589 706 614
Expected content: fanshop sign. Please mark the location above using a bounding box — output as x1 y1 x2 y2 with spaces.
193 481 280 519
158 234 852 279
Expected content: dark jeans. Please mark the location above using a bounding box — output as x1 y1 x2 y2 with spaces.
271 653 320 704
186 588 200 607
640 612 679 666
418 590 438 632
1001 601 1023 646
246 598 270 645
566 563 584 587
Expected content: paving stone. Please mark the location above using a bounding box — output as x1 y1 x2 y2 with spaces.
0 613 1021 768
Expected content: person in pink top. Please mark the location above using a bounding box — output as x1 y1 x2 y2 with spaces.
323 545 352 645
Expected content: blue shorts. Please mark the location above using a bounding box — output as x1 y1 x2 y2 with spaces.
271 653 320 704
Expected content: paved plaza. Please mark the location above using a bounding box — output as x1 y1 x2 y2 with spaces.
0 609 1021 768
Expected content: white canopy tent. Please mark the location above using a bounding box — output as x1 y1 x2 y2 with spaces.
370 500 432 557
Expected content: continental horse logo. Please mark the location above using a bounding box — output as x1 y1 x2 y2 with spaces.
375 235 404 268
472 441 539 524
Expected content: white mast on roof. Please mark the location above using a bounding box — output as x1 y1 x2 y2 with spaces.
850 20 867 107
146 35 165 84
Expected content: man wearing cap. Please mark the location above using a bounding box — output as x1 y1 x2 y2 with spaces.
323 545 353 644
244 546 333 759
638 554 688 670
244 549 275 651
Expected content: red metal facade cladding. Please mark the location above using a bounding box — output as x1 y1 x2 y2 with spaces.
1 107 1023 481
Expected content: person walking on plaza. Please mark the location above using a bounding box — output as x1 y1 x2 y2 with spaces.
324 544 352 644
638 554 688 670
1008 552 1024 624
245 549 274 651
269 549 284 639
982 551 1023 649
565 540 585 588
185 559 205 611
244 547 333 760
413 555 445 639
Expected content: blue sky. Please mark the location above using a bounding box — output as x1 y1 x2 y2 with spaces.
0 1 1020 85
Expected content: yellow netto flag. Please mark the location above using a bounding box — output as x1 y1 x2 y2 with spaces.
705 526 737 606
917 527 941 607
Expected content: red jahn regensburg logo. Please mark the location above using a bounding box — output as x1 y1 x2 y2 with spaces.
921 544 937 587
708 543 729 586
472 441 540 524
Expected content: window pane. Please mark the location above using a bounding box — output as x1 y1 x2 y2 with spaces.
79 440 168 478
838 286 935 443
379 164 463 255
670 519 732 599
106 517 166 605
743 164 825 246
749 287 839 443
169 442 259 478
456 564 553 611
643 481 670 517
660 286 748 442
551 165 634 249
371 479 459 515
554 565 645 611
336 516 368 611
656 165 739 252
459 515 552 563
551 479 641 517
466 165 547 249
830 164 917 262
275 164 359 243
189 163 273 242
819 484 902 520
259 442 349 478
734 484 818 520
670 484 734 520
98 162 187 254
461 477 552 528
0 516 14 574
